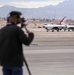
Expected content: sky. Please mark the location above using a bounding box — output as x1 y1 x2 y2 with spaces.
0 0 66 8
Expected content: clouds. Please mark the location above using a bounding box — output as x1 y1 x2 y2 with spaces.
11 1 50 8
1 0 61 2
0 0 65 8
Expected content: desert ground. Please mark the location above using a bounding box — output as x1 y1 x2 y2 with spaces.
0 20 74 75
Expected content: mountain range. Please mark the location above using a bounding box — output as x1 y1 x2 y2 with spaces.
0 0 74 19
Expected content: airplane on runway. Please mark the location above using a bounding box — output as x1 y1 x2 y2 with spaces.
42 17 66 32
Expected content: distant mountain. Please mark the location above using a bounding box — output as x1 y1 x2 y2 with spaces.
0 0 74 19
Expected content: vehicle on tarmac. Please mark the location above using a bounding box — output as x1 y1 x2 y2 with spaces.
43 17 66 32
43 23 66 32
65 24 74 31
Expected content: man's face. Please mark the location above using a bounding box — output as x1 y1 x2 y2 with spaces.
12 15 20 25
13 15 18 23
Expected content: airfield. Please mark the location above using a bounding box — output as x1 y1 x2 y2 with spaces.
22 27 74 75
0 20 74 75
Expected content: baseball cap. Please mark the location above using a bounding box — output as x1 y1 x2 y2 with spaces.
9 11 22 18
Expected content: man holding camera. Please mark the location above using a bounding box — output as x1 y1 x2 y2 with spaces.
0 11 34 75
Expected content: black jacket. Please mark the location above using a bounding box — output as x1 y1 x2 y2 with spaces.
0 22 34 67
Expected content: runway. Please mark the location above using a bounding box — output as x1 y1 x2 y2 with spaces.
22 29 74 75
23 46 74 75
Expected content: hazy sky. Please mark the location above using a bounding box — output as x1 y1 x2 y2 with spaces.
0 0 67 8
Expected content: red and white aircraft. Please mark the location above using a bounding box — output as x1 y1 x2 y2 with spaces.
43 17 66 32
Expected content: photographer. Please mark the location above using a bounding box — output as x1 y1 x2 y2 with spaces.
0 11 34 75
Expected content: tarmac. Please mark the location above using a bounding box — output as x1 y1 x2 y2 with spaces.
23 28 74 75
0 26 74 75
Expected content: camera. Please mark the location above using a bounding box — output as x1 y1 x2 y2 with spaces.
20 18 27 28
19 18 29 33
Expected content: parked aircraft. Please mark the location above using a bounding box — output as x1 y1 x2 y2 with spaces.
65 24 74 31
43 17 66 32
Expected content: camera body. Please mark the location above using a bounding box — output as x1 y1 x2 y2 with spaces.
17 17 27 28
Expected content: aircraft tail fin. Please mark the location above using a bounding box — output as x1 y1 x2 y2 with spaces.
58 17 66 25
